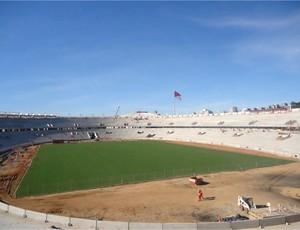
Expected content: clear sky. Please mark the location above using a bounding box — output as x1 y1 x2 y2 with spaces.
1 1 300 116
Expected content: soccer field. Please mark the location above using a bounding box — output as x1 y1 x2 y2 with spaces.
17 140 291 197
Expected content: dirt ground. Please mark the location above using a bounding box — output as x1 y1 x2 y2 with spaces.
1 142 300 223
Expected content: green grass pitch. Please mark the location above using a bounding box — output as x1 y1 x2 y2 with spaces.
16 140 292 197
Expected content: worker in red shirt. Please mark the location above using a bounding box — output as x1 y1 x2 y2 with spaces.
198 188 203 201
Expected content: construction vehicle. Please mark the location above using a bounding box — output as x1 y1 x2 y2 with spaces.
238 196 254 214
189 176 203 185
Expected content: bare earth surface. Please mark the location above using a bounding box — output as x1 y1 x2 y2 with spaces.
1 143 300 223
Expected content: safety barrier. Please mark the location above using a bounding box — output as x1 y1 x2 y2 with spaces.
1 201 300 229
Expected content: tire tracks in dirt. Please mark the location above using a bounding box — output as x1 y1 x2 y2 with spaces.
259 165 296 194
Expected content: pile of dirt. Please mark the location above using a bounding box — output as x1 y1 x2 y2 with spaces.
0 146 37 196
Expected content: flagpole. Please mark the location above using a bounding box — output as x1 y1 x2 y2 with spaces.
174 94 176 115
174 90 181 115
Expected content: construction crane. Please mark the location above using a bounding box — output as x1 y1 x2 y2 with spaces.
115 106 120 118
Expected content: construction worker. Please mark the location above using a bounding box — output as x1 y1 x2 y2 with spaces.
198 188 203 201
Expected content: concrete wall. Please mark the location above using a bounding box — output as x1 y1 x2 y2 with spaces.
231 219 260 229
163 223 197 229
1 201 299 229
259 216 286 228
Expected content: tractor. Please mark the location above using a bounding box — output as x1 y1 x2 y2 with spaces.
237 196 254 214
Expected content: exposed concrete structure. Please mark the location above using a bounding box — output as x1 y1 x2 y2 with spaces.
1 201 300 229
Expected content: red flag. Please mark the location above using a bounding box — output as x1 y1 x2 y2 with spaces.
174 90 181 100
